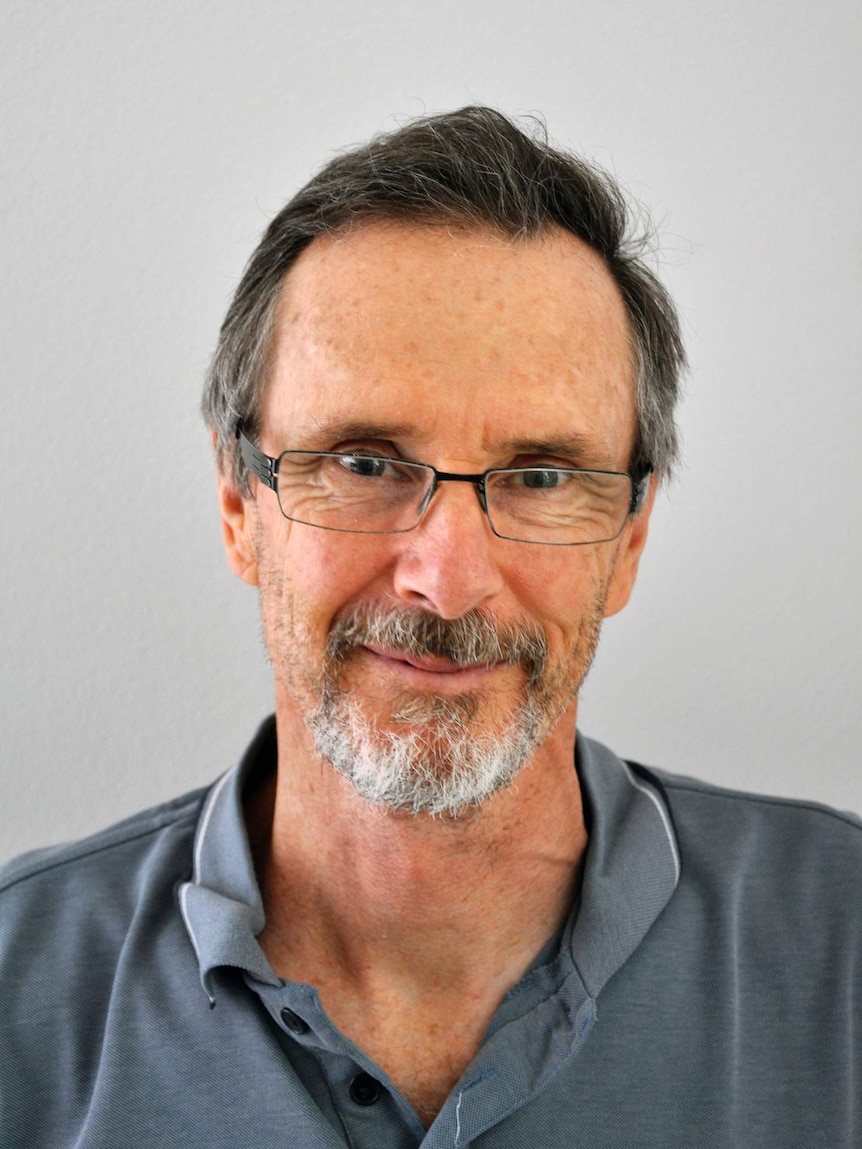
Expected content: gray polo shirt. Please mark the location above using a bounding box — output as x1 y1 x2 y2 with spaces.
2 717 860 1147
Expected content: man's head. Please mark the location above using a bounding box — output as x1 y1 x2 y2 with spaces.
204 108 685 818
202 106 684 493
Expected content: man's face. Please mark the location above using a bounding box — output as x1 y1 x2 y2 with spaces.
220 222 652 816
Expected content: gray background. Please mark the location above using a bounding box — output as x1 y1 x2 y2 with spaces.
2 0 860 861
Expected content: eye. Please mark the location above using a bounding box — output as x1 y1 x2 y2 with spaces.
516 467 569 490
336 454 395 478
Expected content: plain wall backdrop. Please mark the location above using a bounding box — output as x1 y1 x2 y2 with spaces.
2 0 860 860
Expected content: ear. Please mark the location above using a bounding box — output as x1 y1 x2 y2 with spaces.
603 474 657 619
214 436 260 587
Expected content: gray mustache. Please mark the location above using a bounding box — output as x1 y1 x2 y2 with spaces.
327 606 548 679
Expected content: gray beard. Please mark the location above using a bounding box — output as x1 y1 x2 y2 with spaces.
311 675 546 818
307 603 602 818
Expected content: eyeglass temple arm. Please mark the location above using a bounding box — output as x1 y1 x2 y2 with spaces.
237 428 278 489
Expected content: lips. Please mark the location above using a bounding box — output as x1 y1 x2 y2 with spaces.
361 643 492 675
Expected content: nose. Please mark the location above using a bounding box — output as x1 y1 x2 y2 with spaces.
392 478 505 619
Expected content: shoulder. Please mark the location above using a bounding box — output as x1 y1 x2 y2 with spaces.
0 786 208 959
643 762 862 852
0 788 213 1145
1 785 207 888
633 762 862 932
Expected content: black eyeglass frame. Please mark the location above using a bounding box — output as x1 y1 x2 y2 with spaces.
236 427 651 546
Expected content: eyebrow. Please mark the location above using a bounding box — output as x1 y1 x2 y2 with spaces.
289 420 612 468
293 419 419 445
499 433 604 461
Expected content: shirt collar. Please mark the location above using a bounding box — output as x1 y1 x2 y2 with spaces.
178 717 280 1003
571 733 680 996
178 717 679 1006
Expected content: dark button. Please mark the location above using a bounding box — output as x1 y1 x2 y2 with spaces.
349 1072 381 1106
280 1007 309 1035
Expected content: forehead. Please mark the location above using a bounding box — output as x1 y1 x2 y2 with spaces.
261 222 636 467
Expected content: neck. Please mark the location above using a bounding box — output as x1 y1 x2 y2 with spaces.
249 699 587 993
247 698 588 1126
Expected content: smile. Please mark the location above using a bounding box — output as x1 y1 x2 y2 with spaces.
359 643 501 685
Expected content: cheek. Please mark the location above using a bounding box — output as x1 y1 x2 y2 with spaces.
501 547 609 639
275 528 400 626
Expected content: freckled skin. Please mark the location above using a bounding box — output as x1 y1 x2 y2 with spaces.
218 222 656 1125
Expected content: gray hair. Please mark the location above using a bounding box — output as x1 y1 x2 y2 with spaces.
202 106 685 490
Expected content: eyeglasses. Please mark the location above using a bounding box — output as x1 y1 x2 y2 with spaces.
237 428 650 546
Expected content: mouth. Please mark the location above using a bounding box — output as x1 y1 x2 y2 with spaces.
360 643 501 685
325 604 549 696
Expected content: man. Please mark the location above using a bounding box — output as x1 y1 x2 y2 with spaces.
1 107 859 1147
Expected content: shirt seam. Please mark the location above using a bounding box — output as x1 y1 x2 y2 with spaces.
658 777 862 832
0 804 203 895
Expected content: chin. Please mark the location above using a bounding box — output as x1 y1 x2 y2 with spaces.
308 679 551 818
